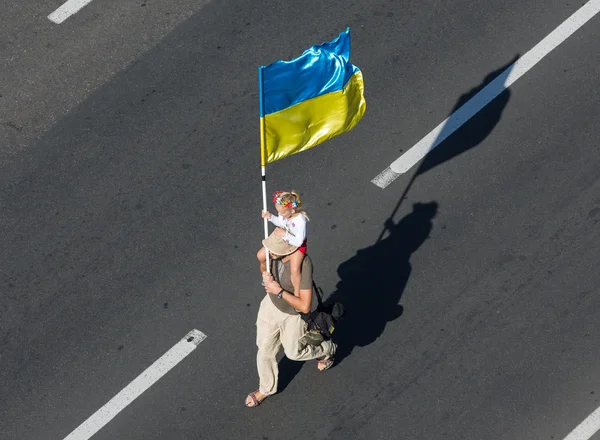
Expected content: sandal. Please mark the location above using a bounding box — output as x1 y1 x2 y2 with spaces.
317 357 334 371
245 390 267 408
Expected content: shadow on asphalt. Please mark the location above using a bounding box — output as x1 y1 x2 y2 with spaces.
325 55 519 367
327 201 438 364
277 356 305 393
416 54 519 176
276 202 438 388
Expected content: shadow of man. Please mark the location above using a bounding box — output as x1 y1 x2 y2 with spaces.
327 202 439 364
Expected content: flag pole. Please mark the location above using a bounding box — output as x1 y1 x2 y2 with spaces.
258 66 271 274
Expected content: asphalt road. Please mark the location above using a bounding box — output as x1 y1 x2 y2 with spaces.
1 0 599 439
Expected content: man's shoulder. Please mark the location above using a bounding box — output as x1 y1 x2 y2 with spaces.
301 254 313 278
297 254 313 291
302 254 313 267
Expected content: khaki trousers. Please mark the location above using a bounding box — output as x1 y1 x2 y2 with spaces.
256 295 335 395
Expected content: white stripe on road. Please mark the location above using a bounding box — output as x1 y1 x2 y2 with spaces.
63 329 207 440
562 406 600 440
48 0 95 24
372 0 600 188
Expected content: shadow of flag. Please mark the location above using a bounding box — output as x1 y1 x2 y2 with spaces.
415 54 519 176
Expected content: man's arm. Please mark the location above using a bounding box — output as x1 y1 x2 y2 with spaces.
262 272 312 314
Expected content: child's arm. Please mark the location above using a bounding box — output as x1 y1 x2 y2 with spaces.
262 211 285 228
268 214 285 228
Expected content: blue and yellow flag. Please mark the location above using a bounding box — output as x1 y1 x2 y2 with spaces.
259 28 366 165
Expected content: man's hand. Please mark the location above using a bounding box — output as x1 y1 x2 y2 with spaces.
262 272 281 295
262 270 311 313
273 227 286 238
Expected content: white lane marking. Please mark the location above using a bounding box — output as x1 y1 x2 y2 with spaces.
372 166 401 189
372 0 600 188
562 406 600 440
48 0 95 24
63 329 207 440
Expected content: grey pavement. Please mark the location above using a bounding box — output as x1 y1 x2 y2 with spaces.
1 0 599 439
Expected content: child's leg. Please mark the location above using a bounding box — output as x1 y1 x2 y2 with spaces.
289 250 305 296
257 247 267 273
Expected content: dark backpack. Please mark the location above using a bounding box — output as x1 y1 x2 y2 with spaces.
300 281 344 340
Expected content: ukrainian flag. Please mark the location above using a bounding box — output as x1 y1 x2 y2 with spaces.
259 28 366 165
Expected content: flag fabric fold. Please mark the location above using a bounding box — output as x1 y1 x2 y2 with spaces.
259 28 366 165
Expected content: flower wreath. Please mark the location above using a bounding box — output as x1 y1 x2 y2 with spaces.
273 191 300 209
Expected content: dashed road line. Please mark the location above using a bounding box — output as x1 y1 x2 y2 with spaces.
372 0 600 188
561 405 600 440
62 329 207 440
48 0 96 24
